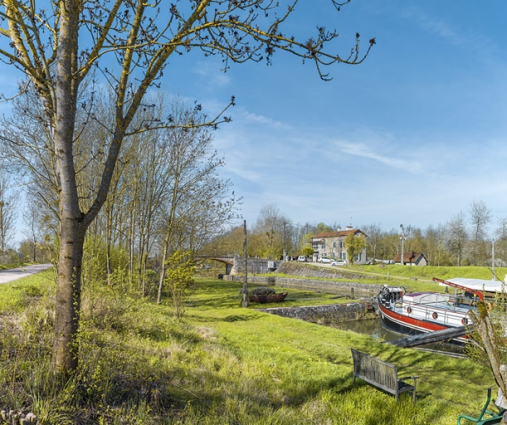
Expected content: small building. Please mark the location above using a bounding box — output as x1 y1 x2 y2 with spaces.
311 226 367 265
393 251 429 266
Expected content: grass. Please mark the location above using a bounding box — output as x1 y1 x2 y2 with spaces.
0 268 501 424
264 263 507 294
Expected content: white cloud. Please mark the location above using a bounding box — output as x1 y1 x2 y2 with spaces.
193 61 231 87
332 139 424 174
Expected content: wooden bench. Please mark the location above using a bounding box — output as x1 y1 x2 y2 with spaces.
351 349 419 402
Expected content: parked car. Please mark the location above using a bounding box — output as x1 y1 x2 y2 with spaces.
318 257 332 264
297 255 307 262
331 259 347 267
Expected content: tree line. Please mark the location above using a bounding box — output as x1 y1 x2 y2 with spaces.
206 200 504 267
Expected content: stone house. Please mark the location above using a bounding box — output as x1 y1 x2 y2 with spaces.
392 251 429 266
311 226 368 264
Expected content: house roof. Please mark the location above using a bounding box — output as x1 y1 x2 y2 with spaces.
313 229 367 239
392 252 427 263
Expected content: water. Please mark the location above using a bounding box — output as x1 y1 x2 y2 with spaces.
331 318 466 356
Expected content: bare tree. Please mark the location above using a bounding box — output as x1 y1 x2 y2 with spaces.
469 200 491 265
0 0 373 373
496 217 507 267
446 212 468 266
252 204 291 259
156 106 237 304
363 223 383 263
0 171 18 252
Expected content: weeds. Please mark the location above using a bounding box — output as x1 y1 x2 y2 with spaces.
0 271 501 424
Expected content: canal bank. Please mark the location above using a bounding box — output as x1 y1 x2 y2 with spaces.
259 302 377 325
223 273 382 298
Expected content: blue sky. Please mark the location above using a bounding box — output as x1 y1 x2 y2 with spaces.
166 0 507 235
5 1 507 242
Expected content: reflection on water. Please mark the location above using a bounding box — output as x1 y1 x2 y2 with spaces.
331 318 400 341
331 318 466 356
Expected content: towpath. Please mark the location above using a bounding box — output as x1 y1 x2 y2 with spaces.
0 264 53 285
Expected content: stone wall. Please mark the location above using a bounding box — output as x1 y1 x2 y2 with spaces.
230 254 282 275
223 274 381 298
259 302 376 325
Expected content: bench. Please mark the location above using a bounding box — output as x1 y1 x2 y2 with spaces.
351 349 419 402
457 388 507 424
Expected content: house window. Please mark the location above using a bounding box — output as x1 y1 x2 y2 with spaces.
343 253 346 259
333 242 336 248
340 241 343 249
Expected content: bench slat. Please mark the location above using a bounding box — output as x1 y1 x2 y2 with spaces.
351 349 417 402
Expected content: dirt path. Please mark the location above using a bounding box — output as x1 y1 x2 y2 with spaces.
0 264 53 285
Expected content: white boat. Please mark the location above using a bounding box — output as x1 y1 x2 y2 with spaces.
377 277 499 343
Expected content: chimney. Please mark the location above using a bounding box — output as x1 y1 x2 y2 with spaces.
346 225 353 230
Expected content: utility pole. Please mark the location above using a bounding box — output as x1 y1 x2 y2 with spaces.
400 224 405 266
242 220 249 307
283 221 287 260
492 239 496 281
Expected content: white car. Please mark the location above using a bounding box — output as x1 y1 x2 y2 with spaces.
331 259 347 267
318 257 332 263
297 255 307 262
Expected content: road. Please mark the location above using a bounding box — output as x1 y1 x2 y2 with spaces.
0 264 53 285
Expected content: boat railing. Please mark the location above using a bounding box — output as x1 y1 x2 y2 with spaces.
402 299 472 325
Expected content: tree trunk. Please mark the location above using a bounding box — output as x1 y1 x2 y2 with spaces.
54 221 86 372
52 0 81 373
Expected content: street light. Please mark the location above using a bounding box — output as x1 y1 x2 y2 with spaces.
400 224 405 266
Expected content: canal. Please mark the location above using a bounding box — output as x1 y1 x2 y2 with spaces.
331 317 467 357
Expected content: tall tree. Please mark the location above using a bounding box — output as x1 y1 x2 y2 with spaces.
0 171 17 252
363 223 383 263
446 212 468 266
0 0 373 373
495 217 507 267
469 200 491 265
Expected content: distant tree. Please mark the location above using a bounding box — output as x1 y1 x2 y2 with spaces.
315 222 333 233
363 223 383 262
495 217 507 266
302 246 314 257
446 212 468 266
425 224 449 266
252 204 291 259
469 200 491 265
344 233 366 265
0 172 18 252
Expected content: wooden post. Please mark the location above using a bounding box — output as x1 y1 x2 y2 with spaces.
242 220 249 307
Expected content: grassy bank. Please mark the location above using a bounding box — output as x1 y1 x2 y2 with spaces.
0 271 499 424
265 262 507 293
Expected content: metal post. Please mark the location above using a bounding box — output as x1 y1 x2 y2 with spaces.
283 221 286 260
400 224 405 266
242 220 249 307
492 239 496 281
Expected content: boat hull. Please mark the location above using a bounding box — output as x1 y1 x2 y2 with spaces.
377 293 469 344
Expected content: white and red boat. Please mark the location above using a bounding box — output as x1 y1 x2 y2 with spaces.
377 277 506 343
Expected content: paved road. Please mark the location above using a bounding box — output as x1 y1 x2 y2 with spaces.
0 264 53 284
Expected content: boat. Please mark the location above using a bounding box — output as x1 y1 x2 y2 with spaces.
248 292 288 304
377 277 504 343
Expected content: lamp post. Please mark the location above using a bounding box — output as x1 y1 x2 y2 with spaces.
400 224 405 266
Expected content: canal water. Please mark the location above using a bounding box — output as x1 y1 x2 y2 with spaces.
331 317 466 356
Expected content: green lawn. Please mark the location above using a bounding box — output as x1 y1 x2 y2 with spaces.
0 270 500 424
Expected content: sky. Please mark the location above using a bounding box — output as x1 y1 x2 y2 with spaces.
160 0 507 237
5 0 507 243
